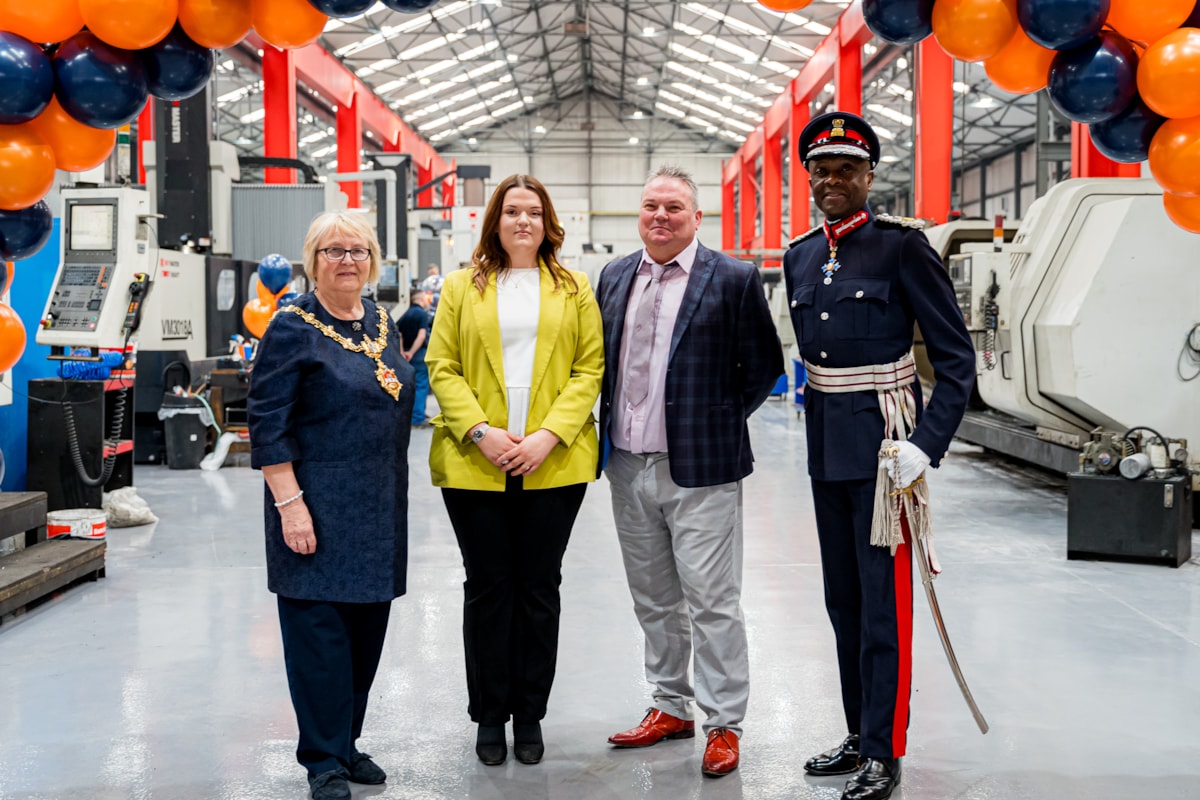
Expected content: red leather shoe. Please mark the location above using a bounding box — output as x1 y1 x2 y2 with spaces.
607 709 695 748
702 728 739 777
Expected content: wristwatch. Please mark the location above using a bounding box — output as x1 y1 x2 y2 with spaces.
470 423 490 444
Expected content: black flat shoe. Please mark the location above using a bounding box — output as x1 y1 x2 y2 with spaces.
513 721 544 765
348 751 386 784
475 724 507 766
805 734 862 775
842 758 901 800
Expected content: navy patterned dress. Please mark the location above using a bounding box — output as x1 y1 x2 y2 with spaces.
248 292 415 603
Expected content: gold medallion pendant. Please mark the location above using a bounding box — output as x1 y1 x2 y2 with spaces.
282 304 404 401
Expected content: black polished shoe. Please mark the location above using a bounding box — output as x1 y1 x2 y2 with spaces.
475 723 507 766
804 734 862 775
349 751 386 784
842 758 901 800
513 721 545 764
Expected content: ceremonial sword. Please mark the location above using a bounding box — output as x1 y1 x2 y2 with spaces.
908 513 989 735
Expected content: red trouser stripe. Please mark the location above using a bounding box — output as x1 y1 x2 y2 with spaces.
892 514 914 757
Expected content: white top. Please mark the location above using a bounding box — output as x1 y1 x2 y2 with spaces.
496 267 541 435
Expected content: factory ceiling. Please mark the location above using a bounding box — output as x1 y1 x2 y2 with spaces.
212 0 1044 194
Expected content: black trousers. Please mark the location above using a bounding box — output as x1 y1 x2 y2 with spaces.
442 477 586 726
811 478 913 760
276 595 392 778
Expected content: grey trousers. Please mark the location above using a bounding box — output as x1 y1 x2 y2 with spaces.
606 448 749 735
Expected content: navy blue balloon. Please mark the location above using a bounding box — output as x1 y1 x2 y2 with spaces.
54 32 148 130
1020 0 1109 51
142 24 214 102
307 0 375 15
863 0 934 46
1187 1 1200 26
381 0 440 13
0 202 53 262
1089 97 1166 163
0 33 54 124
1047 33 1138 124
258 254 293 293
276 291 300 309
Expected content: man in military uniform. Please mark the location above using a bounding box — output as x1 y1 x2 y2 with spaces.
783 111 975 800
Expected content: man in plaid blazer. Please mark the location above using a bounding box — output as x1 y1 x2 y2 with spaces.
596 165 783 778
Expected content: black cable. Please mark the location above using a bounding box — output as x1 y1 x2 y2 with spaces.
61 379 127 488
1118 426 1175 480
1179 323 1200 382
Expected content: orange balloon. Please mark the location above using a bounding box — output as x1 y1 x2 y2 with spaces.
985 25 1057 94
78 0 179 50
1162 190 1200 233
0 0 84 44
252 0 327 50
933 0 1018 63
0 125 56 212
179 0 253 49
242 298 275 339
1107 0 1193 47
1148 115 1200 196
255 276 284 305
757 0 815 11
0 302 27 373
1139 28 1200 119
26 97 116 173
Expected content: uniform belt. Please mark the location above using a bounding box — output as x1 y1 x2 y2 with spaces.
802 352 916 394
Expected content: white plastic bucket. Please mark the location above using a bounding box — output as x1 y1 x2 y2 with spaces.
46 508 107 540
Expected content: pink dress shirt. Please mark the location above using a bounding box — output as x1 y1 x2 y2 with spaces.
611 237 699 454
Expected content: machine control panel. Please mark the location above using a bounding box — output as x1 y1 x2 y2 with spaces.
41 264 114 332
947 254 974 327
37 187 152 351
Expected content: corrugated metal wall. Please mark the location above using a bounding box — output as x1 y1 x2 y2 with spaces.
231 184 329 263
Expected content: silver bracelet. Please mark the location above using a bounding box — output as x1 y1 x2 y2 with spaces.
274 489 304 508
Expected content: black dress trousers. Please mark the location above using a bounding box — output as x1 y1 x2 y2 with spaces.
442 476 586 726
276 596 392 778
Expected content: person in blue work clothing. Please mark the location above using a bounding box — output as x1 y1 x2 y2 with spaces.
397 288 433 427
248 211 415 800
783 112 974 800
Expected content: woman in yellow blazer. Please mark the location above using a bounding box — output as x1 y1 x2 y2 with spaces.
426 174 603 768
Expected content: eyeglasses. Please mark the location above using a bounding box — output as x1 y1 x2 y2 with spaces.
318 247 371 262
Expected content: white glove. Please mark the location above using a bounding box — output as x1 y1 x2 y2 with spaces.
891 440 931 489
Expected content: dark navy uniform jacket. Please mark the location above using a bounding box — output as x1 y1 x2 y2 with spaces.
783 208 975 482
248 293 415 603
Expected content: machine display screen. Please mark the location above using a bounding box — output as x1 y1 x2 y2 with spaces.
69 204 115 251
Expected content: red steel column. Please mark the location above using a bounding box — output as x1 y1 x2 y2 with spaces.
762 128 783 255
337 92 363 207
739 150 756 251
789 94 810 236
262 46 298 185
722 161 736 250
442 159 456 220
416 161 434 208
914 38 953 223
136 101 154 185
1070 122 1141 178
835 36 862 116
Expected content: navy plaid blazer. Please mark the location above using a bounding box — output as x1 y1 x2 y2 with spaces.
596 242 784 488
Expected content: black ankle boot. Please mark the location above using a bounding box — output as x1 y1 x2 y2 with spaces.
475 724 507 766
513 721 544 764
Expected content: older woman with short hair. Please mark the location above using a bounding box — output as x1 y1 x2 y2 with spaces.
248 211 414 800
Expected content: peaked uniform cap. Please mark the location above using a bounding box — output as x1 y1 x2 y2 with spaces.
799 111 881 169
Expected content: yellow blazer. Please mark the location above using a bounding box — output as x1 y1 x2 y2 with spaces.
427 265 604 491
